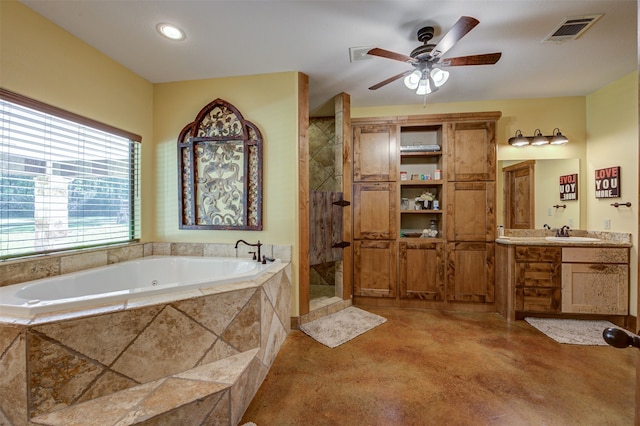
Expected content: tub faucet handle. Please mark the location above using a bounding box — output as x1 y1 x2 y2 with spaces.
248 251 257 261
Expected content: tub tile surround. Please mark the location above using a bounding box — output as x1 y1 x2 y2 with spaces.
0 242 291 425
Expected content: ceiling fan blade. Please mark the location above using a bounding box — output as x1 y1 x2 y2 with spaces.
369 70 413 90
429 16 480 59
367 48 416 64
439 52 502 67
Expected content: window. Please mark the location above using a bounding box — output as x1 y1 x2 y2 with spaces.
0 89 141 259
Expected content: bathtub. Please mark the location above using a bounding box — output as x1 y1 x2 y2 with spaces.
0 255 279 318
0 249 291 424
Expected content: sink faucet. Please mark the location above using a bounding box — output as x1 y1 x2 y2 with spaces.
556 225 571 237
543 224 551 230
234 239 262 262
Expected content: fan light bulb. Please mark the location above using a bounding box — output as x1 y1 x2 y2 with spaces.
430 68 449 87
404 70 422 90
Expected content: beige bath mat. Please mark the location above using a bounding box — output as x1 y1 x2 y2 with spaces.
524 317 619 346
299 307 386 348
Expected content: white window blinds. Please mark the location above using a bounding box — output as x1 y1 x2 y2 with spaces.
0 90 141 259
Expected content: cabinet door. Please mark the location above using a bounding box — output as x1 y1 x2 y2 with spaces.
446 182 495 241
354 240 397 297
446 121 496 182
353 182 397 240
353 125 397 182
399 240 444 300
514 246 562 313
561 263 629 314
446 242 494 303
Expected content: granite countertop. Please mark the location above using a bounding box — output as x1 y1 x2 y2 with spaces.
495 230 632 247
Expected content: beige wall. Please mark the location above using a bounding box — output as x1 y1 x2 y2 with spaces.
153 74 302 314
586 71 638 316
0 0 155 240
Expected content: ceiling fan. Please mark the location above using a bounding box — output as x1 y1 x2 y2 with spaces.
367 16 502 94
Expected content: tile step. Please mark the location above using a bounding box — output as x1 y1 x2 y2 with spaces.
30 349 259 426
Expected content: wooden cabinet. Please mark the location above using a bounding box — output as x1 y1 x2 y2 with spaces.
446 242 494 302
354 240 397 297
446 181 495 242
351 112 501 309
496 242 631 321
514 246 561 313
353 125 397 182
353 182 397 240
561 247 629 315
446 121 496 182
399 240 444 300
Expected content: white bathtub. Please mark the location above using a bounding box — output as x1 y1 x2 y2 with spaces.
0 256 278 318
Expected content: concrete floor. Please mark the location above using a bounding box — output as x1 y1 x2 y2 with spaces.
242 307 636 425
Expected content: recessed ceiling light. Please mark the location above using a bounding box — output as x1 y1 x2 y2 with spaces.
156 23 186 41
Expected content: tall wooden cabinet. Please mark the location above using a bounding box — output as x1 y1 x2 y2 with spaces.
351 112 501 311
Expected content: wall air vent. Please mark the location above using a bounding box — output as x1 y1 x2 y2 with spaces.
542 14 603 43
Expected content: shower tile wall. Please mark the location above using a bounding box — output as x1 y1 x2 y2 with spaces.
309 117 343 296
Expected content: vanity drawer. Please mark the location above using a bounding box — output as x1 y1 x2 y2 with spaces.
515 246 561 262
515 287 561 313
562 247 629 264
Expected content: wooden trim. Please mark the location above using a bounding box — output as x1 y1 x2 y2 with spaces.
352 111 502 126
297 73 310 316
503 160 535 229
0 88 142 142
336 93 353 300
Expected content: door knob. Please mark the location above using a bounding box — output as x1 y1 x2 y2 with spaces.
603 327 640 349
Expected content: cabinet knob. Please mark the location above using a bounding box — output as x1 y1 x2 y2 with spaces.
602 327 640 349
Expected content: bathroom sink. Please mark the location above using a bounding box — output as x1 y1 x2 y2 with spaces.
544 236 601 242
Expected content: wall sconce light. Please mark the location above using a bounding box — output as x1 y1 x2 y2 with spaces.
508 128 569 147
550 128 569 145
530 129 549 146
508 130 530 147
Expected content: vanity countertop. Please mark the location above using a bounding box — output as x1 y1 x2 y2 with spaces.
495 230 632 247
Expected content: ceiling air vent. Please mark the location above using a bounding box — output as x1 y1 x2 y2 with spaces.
542 14 603 43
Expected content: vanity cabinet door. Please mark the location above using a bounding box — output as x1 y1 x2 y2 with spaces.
399 240 444 300
514 246 561 313
561 247 630 315
354 240 397 298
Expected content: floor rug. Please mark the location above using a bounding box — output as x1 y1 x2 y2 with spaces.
524 317 619 345
299 307 386 348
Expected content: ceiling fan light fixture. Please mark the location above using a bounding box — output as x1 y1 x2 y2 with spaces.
415 73 438 95
508 130 529 147
550 128 569 145
430 68 449 87
404 70 422 90
530 128 549 146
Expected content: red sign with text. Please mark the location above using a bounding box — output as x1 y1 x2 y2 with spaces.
559 174 578 201
594 166 620 198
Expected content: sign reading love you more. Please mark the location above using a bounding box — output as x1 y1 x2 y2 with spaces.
595 166 620 198
559 174 578 200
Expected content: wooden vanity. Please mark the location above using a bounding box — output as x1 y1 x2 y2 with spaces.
495 231 631 325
